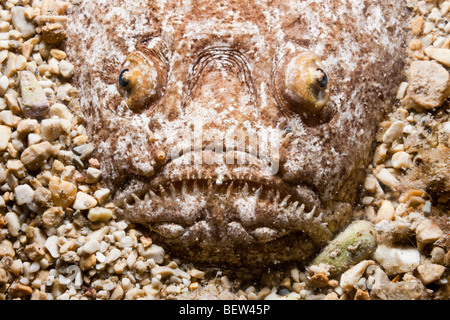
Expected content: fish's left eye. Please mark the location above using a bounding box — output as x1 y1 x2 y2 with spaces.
275 52 331 115
117 49 166 113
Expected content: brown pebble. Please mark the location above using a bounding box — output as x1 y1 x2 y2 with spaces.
410 16 423 34
41 23 66 44
10 283 33 298
309 272 329 288
24 243 45 261
354 289 370 300
80 254 97 271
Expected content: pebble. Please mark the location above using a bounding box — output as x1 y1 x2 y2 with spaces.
408 60 450 109
0 240 15 258
416 263 446 284
87 207 113 222
59 60 74 78
41 23 66 44
4 212 21 237
44 235 60 258
424 47 450 67
14 184 35 205
310 220 377 278
376 200 395 222
0 125 11 151
382 121 404 143
374 168 400 189
19 71 50 118
373 244 420 276
415 219 444 244
82 239 101 255
20 141 56 171
48 177 77 209
10 6 35 39
391 151 412 169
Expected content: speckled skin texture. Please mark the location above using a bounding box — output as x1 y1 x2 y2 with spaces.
65 0 409 266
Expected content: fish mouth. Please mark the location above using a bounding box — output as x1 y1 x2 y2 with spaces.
114 150 332 246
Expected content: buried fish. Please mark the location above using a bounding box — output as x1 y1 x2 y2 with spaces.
65 0 410 266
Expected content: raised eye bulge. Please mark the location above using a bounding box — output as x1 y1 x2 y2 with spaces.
117 47 167 113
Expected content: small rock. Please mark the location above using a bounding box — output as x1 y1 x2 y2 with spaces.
11 6 35 39
374 168 400 189
408 60 450 109
416 263 446 285
87 207 113 222
44 235 59 258
24 243 45 261
40 119 64 141
17 119 39 134
391 151 412 169
86 167 102 184
415 219 444 244
424 47 450 67
72 192 98 210
374 244 420 276
14 184 35 205
80 253 96 271
138 243 165 264
10 283 33 298
41 23 66 44
382 121 404 143
20 141 56 171
48 177 77 209
19 71 50 118
94 188 110 204
49 103 74 121
81 239 100 255
376 200 395 223
42 206 65 228
4 212 21 237
340 260 375 292
0 240 15 258
0 125 11 151
59 60 74 78
310 220 377 277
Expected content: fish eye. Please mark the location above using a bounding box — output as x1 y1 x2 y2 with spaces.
118 69 130 88
275 52 331 115
316 68 328 88
116 49 166 113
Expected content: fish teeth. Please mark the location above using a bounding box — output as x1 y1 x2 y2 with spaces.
254 186 262 200
226 181 234 200
279 195 291 207
242 182 249 196
131 193 140 204
305 206 316 220
169 183 177 199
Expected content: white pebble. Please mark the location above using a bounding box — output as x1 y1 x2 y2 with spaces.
44 235 60 258
391 151 412 169
5 211 21 237
82 239 100 254
72 192 98 210
382 121 404 143
374 244 420 276
120 236 134 248
374 168 400 188
14 184 35 205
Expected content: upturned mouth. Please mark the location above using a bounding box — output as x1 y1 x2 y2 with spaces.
113 151 332 246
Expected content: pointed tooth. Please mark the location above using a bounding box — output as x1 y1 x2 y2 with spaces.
280 195 291 207
169 183 177 198
289 201 299 212
242 183 249 196
274 190 280 206
255 187 262 201
159 184 167 199
131 193 140 204
193 180 199 193
267 189 274 201
181 180 187 198
226 181 234 200
314 212 324 222
297 203 305 215
149 190 157 198
144 192 150 202
305 206 316 220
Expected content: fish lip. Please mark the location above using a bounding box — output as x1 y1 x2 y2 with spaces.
115 150 319 212
113 150 330 244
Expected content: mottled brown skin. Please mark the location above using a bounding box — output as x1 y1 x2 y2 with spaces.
65 0 410 267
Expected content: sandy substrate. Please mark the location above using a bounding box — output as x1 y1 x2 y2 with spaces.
0 0 448 300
